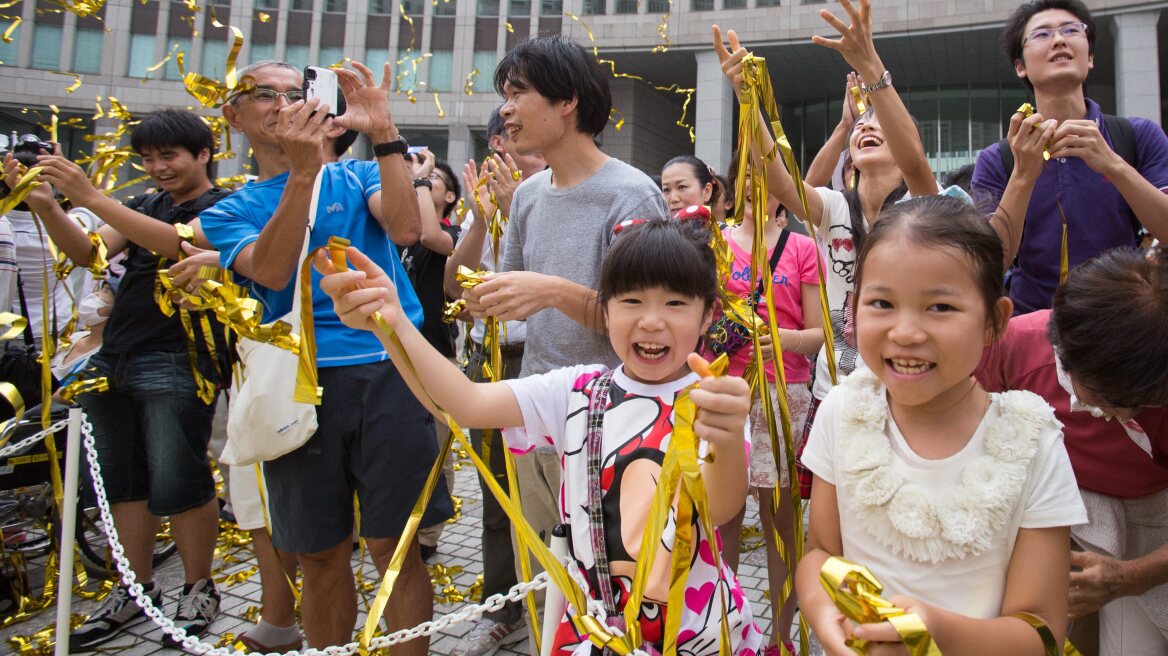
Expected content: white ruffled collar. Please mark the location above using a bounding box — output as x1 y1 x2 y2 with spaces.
837 370 1055 564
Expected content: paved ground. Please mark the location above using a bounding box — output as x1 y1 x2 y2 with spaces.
1 452 793 655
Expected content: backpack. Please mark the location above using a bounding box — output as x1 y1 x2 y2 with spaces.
995 114 1141 238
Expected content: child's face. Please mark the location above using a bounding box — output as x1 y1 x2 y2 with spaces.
605 286 713 385
855 237 1004 412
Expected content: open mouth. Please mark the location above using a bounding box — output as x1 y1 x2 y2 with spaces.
154 174 177 185
888 358 935 375
858 136 884 150
1050 53 1073 63
506 124 520 138
634 342 669 361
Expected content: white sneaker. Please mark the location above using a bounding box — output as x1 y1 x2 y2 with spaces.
451 617 526 656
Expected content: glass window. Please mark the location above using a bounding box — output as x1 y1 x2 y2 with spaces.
477 0 499 16
163 38 191 80
0 27 17 64
396 50 419 91
369 0 390 12
127 34 154 77
326 0 346 11
690 0 712 10
471 50 495 91
365 47 391 77
509 0 530 14
256 0 279 6
615 0 636 12
285 44 310 69
319 46 344 67
646 0 667 11
401 0 424 14
540 0 561 13
429 50 452 92
30 24 62 70
201 39 228 80
291 0 313 10
723 0 745 7
250 42 276 63
72 28 103 74
434 0 457 16
582 0 604 13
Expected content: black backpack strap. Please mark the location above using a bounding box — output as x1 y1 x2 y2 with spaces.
1102 114 1137 168
14 272 34 348
997 137 1015 181
754 229 791 299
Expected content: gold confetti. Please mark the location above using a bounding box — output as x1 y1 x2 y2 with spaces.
463 67 480 96
52 72 83 94
2 16 21 43
505 21 513 33
651 0 672 53
256 10 270 21
432 92 445 119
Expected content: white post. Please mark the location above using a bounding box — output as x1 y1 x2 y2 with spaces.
54 407 83 656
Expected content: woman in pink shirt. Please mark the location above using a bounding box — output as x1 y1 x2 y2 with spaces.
704 163 825 656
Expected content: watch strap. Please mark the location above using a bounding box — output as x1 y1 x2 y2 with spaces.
373 137 408 157
862 70 892 94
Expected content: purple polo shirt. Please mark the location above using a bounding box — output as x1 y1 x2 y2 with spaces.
971 98 1168 313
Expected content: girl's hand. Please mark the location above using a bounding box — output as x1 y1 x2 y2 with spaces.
849 595 931 656
712 25 748 98
812 0 885 86
807 608 856 656
313 246 403 333
1006 110 1056 184
842 71 862 126
687 353 750 447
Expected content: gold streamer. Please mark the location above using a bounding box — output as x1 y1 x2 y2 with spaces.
256 11 270 22
0 167 45 216
463 67 480 96
0 312 29 340
57 376 109 403
820 557 940 656
2 16 20 43
433 92 445 119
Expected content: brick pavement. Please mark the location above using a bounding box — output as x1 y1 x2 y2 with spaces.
1 454 789 655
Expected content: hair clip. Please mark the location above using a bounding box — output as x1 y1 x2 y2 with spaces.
673 205 711 223
612 218 649 235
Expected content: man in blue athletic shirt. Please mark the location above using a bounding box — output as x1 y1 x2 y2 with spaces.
200 60 453 654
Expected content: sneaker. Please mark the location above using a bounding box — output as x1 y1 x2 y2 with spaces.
69 583 161 652
451 617 526 656
420 543 439 562
161 579 220 648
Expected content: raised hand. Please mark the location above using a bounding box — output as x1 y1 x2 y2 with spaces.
1006 109 1057 184
276 97 332 176
687 352 751 448
333 61 395 138
484 153 523 217
812 0 885 85
34 154 100 206
712 25 749 97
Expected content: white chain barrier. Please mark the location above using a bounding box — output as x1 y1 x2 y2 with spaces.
77 413 564 655
0 418 69 459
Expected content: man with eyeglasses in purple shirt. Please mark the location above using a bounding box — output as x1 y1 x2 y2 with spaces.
972 0 1168 314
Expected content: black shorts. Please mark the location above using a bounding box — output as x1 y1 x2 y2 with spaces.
263 360 454 554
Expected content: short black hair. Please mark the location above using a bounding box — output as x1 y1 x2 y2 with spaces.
494 34 611 137
1001 0 1096 90
486 104 506 143
433 160 461 219
598 218 717 315
130 109 215 179
1050 249 1168 408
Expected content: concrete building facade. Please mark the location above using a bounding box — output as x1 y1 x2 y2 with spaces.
0 0 1164 183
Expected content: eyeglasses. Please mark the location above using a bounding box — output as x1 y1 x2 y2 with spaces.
427 171 451 188
232 86 306 104
1024 22 1088 45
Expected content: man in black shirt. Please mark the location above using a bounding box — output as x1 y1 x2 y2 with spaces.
9 109 232 650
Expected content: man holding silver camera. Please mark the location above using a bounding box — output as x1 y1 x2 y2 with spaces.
199 60 453 654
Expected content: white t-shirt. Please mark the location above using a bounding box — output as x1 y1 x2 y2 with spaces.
502 364 762 655
803 369 1087 618
811 187 869 400
5 207 103 340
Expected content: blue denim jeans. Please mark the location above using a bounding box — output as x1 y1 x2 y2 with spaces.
80 350 217 515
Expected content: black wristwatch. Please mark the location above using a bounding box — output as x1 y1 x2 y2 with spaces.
413 178 433 190
372 136 408 158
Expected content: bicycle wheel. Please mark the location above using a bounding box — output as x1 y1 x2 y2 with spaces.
75 504 178 579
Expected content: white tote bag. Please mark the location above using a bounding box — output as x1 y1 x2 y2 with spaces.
221 172 324 466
